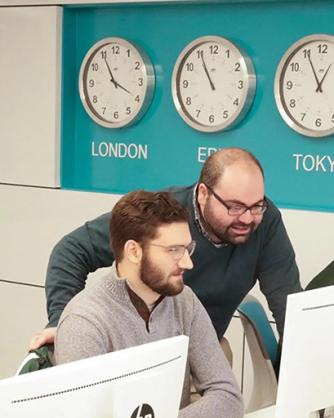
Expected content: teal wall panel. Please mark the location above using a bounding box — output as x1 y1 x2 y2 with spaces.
61 1 334 212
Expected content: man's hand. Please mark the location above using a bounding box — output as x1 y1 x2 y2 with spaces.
29 327 56 350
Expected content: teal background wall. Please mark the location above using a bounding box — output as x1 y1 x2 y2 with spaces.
61 1 334 212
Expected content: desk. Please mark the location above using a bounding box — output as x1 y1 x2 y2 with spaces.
245 405 276 418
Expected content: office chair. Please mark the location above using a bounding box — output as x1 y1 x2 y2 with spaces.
305 260 334 291
237 295 278 413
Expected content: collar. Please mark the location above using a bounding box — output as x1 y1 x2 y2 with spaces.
192 184 227 248
112 262 164 323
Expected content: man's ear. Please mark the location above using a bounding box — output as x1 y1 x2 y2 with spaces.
124 240 142 264
197 182 209 207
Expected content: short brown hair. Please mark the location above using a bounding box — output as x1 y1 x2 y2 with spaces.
110 190 189 261
199 147 264 188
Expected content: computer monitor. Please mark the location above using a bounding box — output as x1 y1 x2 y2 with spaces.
276 285 334 418
0 335 188 418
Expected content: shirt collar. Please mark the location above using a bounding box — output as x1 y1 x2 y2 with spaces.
193 183 226 248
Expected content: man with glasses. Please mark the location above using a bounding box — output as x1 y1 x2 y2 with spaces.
32 147 301 367
54 190 244 418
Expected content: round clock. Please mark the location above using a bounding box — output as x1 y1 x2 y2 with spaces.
274 34 334 138
171 35 256 132
79 37 155 128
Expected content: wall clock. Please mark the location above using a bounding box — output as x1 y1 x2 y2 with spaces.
274 34 334 138
79 37 155 128
171 35 256 133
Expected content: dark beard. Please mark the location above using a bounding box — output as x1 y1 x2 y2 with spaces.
201 204 255 245
139 252 184 296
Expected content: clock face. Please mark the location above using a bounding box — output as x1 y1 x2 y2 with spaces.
79 37 155 128
171 36 256 132
274 34 334 138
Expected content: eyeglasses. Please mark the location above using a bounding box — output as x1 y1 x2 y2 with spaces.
204 184 268 216
148 240 196 260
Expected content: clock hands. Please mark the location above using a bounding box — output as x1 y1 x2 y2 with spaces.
316 63 331 93
104 57 118 88
103 57 132 95
200 51 216 91
307 54 331 94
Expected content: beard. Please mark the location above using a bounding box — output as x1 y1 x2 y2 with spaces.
202 203 256 245
139 251 184 296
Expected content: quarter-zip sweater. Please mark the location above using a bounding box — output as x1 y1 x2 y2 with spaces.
55 264 244 418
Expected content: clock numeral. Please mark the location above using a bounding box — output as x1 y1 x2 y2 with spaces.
91 63 99 71
233 98 239 106
134 61 141 70
134 95 140 103
89 79 95 88
286 80 293 90
237 80 243 89
225 49 230 58
113 111 119 119
302 49 311 59
102 107 106 115
183 80 189 88
92 95 98 104
209 45 219 54
209 114 215 123
317 44 328 54
289 99 296 108
196 50 204 59
315 118 322 127
223 110 229 119
186 62 194 71
138 78 143 86
234 62 241 72
185 97 191 105
111 45 120 55
100 50 107 59
331 114 334 123
300 113 306 121
126 107 131 115
196 109 201 118
289 62 299 72
126 49 131 57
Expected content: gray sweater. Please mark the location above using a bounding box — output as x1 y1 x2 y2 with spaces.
55 265 244 418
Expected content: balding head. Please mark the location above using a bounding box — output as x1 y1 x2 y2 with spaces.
199 147 264 189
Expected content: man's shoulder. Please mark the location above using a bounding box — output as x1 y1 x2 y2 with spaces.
162 184 195 206
260 197 283 229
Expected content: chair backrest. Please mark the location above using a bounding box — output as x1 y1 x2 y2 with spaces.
237 294 278 413
16 344 53 375
305 260 334 291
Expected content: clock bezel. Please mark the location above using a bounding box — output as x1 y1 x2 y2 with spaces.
274 33 334 138
171 35 256 133
78 37 155 129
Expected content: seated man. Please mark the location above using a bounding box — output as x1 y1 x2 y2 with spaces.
54 190 244 418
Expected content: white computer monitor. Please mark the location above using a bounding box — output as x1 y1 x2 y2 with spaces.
0 335 188 418
276 285 334 418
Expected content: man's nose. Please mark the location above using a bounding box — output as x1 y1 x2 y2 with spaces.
178 250 193 270
237 208 254 224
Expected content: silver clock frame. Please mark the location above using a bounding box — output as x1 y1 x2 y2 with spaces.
171 35 256 133
274 33 334 138
79 37 155 129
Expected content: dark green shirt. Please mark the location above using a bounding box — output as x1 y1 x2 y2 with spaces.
46 184 302 340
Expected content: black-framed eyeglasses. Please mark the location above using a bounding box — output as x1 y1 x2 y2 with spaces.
148 240 196 261
204 184 268 216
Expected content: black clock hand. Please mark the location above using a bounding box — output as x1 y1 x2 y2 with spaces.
103 58 118 88
316 63 331 93
103 58 132 94
307 55 322 92
113 80 132 95
200 51 215 91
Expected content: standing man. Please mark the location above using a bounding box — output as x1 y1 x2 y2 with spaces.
54 190 244 418
31 147 302 357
